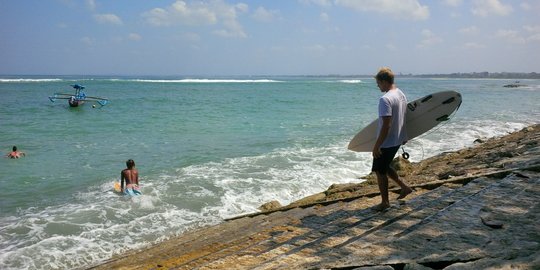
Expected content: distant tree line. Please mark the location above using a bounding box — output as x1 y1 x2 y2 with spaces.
407 72 540 79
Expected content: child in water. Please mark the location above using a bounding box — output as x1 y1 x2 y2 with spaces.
6 146 25 159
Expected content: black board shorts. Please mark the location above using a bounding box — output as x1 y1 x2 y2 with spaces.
372 145 401 174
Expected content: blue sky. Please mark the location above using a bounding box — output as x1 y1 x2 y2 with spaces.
1 0 539 76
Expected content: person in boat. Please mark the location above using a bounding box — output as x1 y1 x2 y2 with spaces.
120 159 139 192
69 96 78 107
371 67 413 211
6 146 25 158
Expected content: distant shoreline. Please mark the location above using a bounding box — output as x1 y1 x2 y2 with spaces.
303 72 540 79
404 71 540 79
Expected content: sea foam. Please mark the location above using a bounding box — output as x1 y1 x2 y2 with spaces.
131 79 283 83
0 78 63 83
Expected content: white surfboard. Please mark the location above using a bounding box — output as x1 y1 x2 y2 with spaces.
348 90 462 152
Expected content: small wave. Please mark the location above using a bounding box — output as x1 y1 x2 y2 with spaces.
131 79 283 83
0 78 63 83
177 143 370 218
403 120 529 162
0 181 211 270
339 79 363 84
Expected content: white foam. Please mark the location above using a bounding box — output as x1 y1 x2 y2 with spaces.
402 120 529 162
0 78 63 83
0 180 217 270
339 79 363 84
179 143 371 219
130 79 283 83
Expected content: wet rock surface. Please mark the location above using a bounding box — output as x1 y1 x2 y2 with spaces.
89 124 540 270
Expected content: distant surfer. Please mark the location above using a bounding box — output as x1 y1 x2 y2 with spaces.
121 159 139 193
6 146 25 159
372 67 413 211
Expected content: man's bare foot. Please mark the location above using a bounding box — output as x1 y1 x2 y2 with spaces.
373 203 390 211
397 187 413 200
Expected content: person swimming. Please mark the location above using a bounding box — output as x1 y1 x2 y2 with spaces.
6 146 25 159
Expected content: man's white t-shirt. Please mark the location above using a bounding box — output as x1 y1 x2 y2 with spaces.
377 88 408 148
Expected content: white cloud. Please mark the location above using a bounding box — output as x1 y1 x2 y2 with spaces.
494 26 540 44
299 0 333 7
252 7 279 23
128 33 142 41
386 43 397 51
81 36 95 46
520 2 531 11
320 12 330 22
523 25 540 42
213 1 248 38
86 0 96 11
143 0 247 38
449 12 461 18
524 25 540 33
494 25 540 44
417 29 443 48
459 26 479 35
304 44 326 53
527 33 540 42
495 29 526 44
335 0 429 20
236 3 249 13
94 13 123 25
463 42 485 49
443 0 463 7
182 32 201 42
144 1 217 26
143 8 170 26
214 19 247 38
471 0 513 17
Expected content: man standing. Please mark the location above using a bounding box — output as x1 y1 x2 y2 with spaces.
372 67 413 211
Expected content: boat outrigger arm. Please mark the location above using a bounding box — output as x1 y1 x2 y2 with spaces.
49 84 108 107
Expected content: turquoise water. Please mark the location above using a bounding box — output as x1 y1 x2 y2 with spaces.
1 76 539 269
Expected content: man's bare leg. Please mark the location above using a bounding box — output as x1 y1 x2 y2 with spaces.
374 172 391 211
387 167 413 199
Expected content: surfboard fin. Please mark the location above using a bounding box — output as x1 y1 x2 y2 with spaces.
436 115 450 121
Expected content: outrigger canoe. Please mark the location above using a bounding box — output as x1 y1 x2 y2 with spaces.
49 84 108 107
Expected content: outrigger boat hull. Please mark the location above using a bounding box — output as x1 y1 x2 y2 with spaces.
49 84 108 107
69 98 84 107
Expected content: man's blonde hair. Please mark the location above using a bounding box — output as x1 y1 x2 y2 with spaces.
375 67 395 84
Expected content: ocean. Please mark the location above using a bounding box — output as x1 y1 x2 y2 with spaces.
1 76 539 269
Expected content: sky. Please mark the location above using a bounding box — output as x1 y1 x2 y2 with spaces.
1 0 539 76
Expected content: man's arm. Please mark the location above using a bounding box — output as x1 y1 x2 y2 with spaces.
373 116 392 158
120 171 125 191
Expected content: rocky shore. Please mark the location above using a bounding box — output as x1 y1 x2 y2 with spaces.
90 124 540 270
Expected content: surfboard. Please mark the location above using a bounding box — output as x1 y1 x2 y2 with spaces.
114 182 121 193
348 90 462 152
